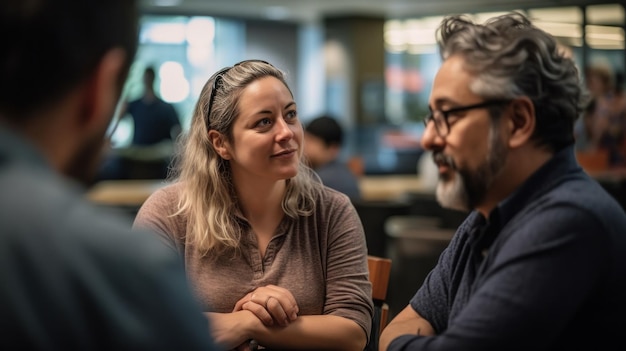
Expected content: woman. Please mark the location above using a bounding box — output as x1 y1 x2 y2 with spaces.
133 60 373 351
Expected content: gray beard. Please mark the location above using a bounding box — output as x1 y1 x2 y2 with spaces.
435 131 508 212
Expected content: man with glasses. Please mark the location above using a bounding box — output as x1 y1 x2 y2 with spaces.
380 12 626 350
0 0 217 349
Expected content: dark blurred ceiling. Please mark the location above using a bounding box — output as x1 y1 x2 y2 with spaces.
140 0 619 23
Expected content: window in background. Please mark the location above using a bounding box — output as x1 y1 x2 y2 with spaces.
109 15 246 146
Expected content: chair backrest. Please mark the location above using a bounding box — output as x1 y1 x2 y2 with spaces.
576 149 609 173
366 255 392 351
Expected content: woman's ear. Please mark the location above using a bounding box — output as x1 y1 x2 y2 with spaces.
208 130 231 160
507 96 535 149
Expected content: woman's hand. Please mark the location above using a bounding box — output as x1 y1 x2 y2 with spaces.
233 284 299 327
207 310 260 350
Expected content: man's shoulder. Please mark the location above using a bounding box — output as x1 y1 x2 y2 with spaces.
0 169 217 350
0 167 172 268
512 172 626 238
539 174 623 215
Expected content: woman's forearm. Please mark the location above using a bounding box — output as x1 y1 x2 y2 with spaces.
251 314 367 351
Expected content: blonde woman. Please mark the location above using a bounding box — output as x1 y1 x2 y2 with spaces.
134 60 373 351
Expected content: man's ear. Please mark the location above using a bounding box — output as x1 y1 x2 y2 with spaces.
507 96 535 149
79 48 127 132
208 130 231 160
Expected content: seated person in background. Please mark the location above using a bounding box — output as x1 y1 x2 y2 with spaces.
0 0 218 349
380 12 626 351
133 60 373 351
584 65 626 167
304 115 362 200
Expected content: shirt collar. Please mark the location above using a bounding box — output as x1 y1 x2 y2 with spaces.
489 145 580 230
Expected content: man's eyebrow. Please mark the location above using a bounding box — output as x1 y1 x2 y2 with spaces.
432 97 459 107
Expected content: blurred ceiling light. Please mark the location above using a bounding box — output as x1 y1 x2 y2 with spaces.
159 61 190 103
587 4 625 25
407 45 438 55
141 22 186 44
586 25 624 38
187 45 213 68
528 7 582 24
265 6 290 20
153 0 182 6
534 21 582 39
404 19 437 46
586 25 625 50
384 20 405 47
186 17 216 46
385 17 441 53
473 11 522 24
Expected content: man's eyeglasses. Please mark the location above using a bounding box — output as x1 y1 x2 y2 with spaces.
423 100 511 137
205 59 270 132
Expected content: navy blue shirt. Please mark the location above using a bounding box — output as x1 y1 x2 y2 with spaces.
390 146 626 351
127 97 180 146
315 160 362 201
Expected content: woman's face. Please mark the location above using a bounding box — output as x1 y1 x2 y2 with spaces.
220 76 302 183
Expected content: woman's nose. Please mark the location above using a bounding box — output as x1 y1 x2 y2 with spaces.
275 117 295 141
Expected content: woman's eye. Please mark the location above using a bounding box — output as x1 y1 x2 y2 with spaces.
286 110 298 120
257 118 272 127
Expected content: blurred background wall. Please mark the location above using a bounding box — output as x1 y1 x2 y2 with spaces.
106 1 625 175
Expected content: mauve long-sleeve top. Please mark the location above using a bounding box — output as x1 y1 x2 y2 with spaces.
134 182 374 339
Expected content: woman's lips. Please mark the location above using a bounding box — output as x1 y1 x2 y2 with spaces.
272 149 296 158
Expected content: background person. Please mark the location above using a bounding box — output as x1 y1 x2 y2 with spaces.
133 60 373 351
0 0 218 350
98 66 181 180
380 12 626 351
583 64 626 167
304 115 362 200
125 66 182 147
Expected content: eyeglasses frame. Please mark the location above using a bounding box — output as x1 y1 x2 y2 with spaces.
423 99 511 137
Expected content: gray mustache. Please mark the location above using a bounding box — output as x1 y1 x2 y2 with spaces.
432 152 456 170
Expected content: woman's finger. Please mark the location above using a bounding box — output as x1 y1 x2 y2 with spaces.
241 300 274 326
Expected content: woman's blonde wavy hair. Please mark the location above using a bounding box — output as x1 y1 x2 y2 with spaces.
168 60 319 255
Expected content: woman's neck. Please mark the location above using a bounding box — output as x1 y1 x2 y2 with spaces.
234 176 286 223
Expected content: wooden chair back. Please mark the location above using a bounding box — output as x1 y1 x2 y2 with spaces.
576 149 609 173
366 255 392 351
